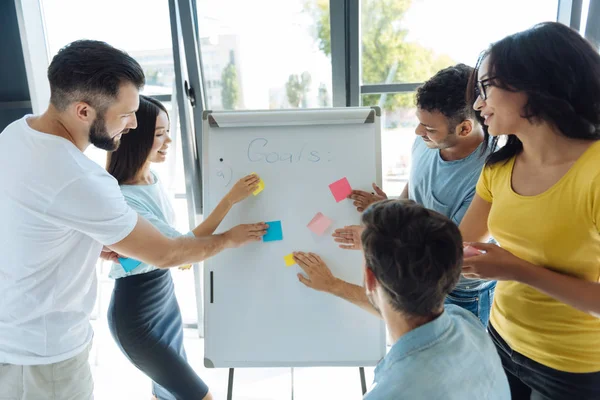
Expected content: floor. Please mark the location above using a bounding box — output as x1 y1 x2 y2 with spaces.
90 320 375 399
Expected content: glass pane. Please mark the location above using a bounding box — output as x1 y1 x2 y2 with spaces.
40 0 174 96
581 0 591 37
362 93 417 197
196 0 332 110
360 0 559 84
170 199 200 325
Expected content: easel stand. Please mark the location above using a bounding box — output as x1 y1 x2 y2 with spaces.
226 367 367 399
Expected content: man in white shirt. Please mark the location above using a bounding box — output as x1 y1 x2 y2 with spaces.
0 40 266 399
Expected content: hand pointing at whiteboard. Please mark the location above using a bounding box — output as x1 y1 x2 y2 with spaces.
332 225 364 250
349 183 387 212
293 252 341 293
293 251 377 317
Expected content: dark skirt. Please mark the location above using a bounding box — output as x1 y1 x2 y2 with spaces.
107 269 209 400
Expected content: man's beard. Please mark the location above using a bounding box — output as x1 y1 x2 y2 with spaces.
89 113 126 151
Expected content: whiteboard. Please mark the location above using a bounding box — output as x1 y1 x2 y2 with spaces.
201 107 386 368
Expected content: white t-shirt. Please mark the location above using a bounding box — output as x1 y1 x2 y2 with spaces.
0 116 138 365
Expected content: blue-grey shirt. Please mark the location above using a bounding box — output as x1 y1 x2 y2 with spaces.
409 137 491 290
109 172 192 279
364 305 510 400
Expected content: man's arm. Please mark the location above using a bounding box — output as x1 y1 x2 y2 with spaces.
459 194 492 242
48 174 267 269
329 279 381 318
109 216 267 268
293 252 381 318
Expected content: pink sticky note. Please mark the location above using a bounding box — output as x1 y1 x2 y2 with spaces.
307 212 333 236
329 177 352 202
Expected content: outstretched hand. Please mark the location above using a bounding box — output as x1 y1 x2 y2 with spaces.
294 252 339 293
349 183 387 212
332 225 364 250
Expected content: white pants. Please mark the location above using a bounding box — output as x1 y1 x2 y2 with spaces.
0 345 93 400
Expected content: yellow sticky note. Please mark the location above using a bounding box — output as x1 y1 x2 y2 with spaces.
252 173 265 196
284 254 296 267
179 264 192 270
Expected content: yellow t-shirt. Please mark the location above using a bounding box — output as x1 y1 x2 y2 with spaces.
477 141 600 373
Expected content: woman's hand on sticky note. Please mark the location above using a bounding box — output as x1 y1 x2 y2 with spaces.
226 174 261 205
332 225 364 250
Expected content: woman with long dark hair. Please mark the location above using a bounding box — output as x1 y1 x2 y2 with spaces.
106 95 259 400
460 22 600 399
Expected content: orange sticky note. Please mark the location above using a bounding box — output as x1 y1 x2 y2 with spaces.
251 172 264 196
284 253 296 267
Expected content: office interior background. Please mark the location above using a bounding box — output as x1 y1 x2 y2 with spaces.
1 0 599 398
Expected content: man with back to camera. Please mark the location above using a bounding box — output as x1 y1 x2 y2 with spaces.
0 40 266 399
299 64 496 325
294 200 510 399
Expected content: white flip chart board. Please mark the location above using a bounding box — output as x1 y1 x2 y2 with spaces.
201 107 386 368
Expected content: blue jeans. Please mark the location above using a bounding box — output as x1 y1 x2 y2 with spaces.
489 324 600 399
444 281 496 327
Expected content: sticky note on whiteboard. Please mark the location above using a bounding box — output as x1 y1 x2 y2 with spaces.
263 221 283 242
251 172 264 196
307 212 333 236
284 254 296 267
329 177 352 202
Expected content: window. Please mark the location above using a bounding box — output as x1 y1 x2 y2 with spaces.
196 0 332 110
41 0 174 96
360 0 560 85
362 93 416 196
360 0 560 195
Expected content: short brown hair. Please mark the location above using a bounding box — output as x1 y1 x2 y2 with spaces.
361 199 463 317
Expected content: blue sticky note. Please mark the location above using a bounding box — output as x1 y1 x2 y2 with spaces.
263 221 283 242
119 257 142 272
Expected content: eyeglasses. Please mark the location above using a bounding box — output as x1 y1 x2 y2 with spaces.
476 77 495 101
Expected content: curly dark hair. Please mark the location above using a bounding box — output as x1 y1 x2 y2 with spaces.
467 22 600 166
416 63 475 129
361 199 463 318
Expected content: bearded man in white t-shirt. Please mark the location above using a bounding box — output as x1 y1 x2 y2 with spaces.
0 40 267 399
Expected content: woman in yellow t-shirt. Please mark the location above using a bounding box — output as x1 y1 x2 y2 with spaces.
460 22 600 399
